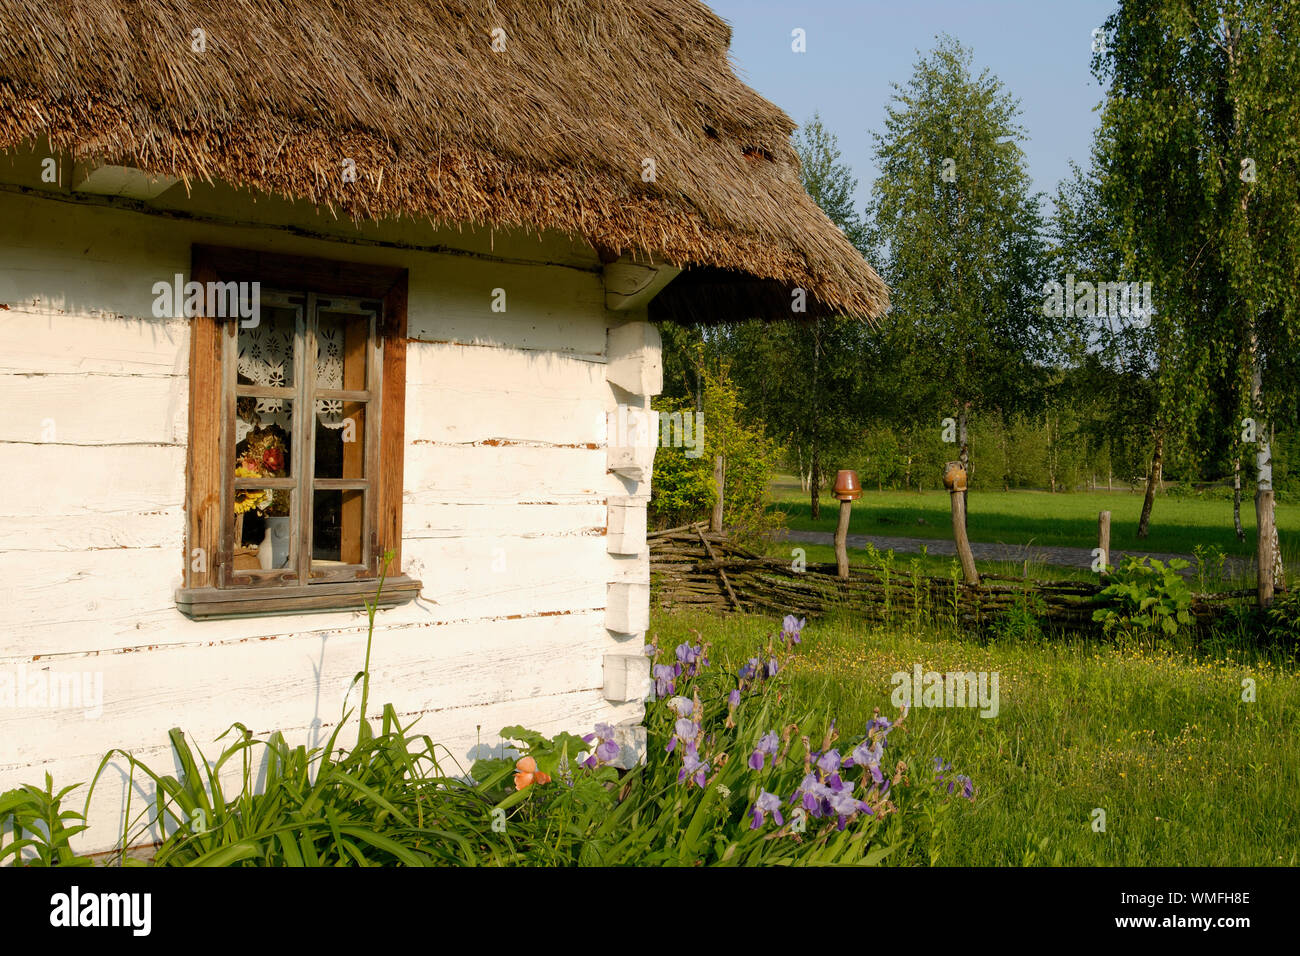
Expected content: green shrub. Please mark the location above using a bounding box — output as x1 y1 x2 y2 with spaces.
647 396 715 528
649 365 784 546
989 589 1049 643
1263 589 1300 647
1092 555 1194 643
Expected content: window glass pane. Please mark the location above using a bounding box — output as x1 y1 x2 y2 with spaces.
238 305 297 388
236 399 293 478
314 400 365 479
316 311 370 391
234 491 295 572
312 489 365 566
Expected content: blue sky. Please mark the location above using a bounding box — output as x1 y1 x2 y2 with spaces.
706 0 1119 209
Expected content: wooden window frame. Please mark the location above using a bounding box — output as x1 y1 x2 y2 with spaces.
176 245 420 618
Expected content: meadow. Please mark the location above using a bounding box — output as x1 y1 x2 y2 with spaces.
651 608 1300 866
769 477 1300 560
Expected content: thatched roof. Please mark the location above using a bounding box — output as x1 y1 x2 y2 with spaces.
0 0 888 322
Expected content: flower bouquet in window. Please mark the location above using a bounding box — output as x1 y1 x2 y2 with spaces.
233 424 290 569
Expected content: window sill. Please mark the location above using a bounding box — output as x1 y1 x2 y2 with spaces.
175 576 423 620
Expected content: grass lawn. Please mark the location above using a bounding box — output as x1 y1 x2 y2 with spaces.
764 539 1099 584
769 475 1300 560
651 608 1300 866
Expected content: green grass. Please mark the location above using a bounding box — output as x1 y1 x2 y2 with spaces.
770 475 1300 559
651 607 1300 866
765 539 1097 584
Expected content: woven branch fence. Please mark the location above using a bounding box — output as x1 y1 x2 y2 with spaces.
649 522 1250 633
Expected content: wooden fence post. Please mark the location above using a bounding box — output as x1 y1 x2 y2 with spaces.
832 470 861 581
943 462 979 585
834 501 852 580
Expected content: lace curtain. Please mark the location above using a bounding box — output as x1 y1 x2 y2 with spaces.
236 320 347 442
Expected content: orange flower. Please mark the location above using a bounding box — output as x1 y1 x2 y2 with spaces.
513 755 551 791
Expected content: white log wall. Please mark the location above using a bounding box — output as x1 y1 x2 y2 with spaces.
0 157 656 853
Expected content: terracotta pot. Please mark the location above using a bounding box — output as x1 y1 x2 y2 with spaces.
833 469 862 501
943 461 968 492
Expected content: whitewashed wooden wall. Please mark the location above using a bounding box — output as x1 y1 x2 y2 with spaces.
0 152 656 853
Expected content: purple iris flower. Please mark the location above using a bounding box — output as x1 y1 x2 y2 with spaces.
748 731 779 770
828 788 873 830
727 688 741 709
750 790 785 829
764 658 779 678
674 642 708 677
580 723 620 768
828 787 869 818
791 772 831 814
643 641 658 658
815 749 841 776
596 738 620 763
652 663 676 698
868 715 893 735
845 739 876 766
667 696 694 718
845 739 884 784
949 774 975 800
678 742 709 787
738 658 759 681
782 615 806 644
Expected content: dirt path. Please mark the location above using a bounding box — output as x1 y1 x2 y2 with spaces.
777 529 1252 578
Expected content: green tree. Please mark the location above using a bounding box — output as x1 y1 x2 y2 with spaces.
865 36 1050 509
1092 0 1300 601
722 115 876 521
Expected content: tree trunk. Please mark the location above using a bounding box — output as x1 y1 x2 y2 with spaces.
957 402 970 532
809 444 821 521
1232 453 1245 541
1257 458 1275 606
711 453 725 533
1137 430 1163 539
1267 425 1286 593
1247 328 1285 602
808 320 822 521
998 409 1011 491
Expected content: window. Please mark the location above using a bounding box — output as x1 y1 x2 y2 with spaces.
177 246 420 618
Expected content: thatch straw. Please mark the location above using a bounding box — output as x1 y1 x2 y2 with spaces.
0 0 888 322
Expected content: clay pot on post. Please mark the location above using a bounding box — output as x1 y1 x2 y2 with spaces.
832 470 861 579
943 461 979 585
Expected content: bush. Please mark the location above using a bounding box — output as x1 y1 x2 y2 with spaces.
989 589 1049 643
649 365 784 546
1092 556 1194 643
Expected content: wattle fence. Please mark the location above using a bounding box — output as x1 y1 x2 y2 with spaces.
649 522 1249 632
